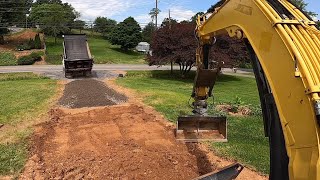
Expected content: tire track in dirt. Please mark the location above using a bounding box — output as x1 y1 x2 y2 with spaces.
20 78 267 180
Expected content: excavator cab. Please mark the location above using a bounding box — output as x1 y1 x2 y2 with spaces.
176 68 227 142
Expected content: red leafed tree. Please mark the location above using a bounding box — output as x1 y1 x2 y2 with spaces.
148 23 196 75
147 22 250 76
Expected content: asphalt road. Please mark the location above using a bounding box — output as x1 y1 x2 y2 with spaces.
0 64 253 74
0 64 180 73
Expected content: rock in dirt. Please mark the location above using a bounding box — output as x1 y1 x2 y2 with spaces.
58 79 127 108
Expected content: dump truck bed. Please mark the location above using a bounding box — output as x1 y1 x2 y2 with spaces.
63 34 93 77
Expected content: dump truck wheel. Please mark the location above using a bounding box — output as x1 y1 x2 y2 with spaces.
85 71 92 77
65 72 72 79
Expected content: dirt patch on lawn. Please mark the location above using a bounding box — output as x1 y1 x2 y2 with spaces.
1 29 43 49
58 79 127 108
216 104 252 116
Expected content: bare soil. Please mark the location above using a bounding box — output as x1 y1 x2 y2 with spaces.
20 79 267 180
1 29 42 50
216 104 252 116
0 29 45 59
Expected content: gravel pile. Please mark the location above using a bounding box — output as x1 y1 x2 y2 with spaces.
40 70 119 80
58 79 127 108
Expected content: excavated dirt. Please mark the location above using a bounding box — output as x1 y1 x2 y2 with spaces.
22 105 202 179
20 79 267 180
216 104 252 116
58 79 127 108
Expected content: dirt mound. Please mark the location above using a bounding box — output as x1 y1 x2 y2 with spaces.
216 104 252 116
58 79 127 108
6 29 40 45
0 29 42 50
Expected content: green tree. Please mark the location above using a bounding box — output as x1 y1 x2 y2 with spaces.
142 22 155 42
34 34 41 49
161 18 178 27
290 0 317 17
73 20 86 33
0 0 33 44
109 17 142 50
149 8 161 25
316 21 320 29
93 17 117 36
30 3 71 43
191 12 204 23
180 20 191 24
34 0 63 5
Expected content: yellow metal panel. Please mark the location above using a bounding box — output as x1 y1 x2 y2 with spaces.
196 0 320 179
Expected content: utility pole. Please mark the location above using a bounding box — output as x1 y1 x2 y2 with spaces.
155 0 158 29
169 9 171 30
25 14 29 29
169 9 173 74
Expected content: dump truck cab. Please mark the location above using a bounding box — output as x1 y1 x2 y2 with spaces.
62 34 93 78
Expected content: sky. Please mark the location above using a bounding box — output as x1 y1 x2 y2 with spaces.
62 0 320 26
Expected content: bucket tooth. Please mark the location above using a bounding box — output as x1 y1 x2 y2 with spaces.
176 116 227 142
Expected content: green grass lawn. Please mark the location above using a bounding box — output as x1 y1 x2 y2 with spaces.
0 73 57 176
45 36 145 64
0 52 17 66
116 71 269 174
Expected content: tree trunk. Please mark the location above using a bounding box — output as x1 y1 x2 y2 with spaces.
181 62 186 78
55 35 57 44
171 61 173 74
0 35 4 45
186 63 193 73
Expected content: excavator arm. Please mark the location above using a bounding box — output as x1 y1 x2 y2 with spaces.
188 0 320 179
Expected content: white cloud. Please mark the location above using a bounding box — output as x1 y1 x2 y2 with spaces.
63 0 196 27
169 6 196 22
63 0 145 21
136 6 196 27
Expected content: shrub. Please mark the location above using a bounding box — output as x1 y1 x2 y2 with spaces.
17 53 42 65
238 62 252 69
17 56 35 65
34 34 41 49
0 52 17 66
16 43 31 51
30 52 43 61
28 38 35 49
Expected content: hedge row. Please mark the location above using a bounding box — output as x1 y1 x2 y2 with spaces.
17 52 43 65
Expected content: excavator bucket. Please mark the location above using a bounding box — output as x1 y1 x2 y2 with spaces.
176 116 227 142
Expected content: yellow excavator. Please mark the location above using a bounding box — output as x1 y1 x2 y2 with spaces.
176 0 320 179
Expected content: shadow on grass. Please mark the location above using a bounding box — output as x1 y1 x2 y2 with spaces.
110 47 143 56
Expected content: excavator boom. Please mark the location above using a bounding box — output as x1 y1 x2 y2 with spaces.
177 0 320 179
